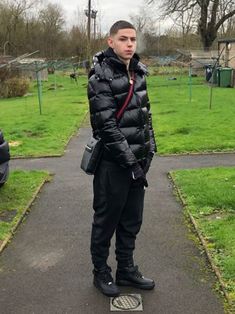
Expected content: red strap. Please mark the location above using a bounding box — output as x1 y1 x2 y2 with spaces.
116 72 135 121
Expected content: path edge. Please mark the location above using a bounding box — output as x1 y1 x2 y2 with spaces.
168 172 233 309
0 174 51 255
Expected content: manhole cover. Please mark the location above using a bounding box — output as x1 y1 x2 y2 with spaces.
110 294 143 312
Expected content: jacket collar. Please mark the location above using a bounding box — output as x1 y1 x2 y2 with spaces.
95 48 147 75
90 48 148 80
103 47 142 73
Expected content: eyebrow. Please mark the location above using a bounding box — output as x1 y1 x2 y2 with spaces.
119 36 136 39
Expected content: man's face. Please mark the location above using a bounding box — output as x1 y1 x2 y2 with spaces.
108 28 137 62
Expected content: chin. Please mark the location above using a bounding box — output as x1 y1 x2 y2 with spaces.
123 55 133 60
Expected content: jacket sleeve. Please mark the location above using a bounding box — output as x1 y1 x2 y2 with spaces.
0 140 10 164
88 75 138 167
146 91 157 153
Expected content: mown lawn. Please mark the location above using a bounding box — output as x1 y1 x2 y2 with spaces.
0 170 50 243
1 72 235 157
171 167 235 308
0 73 88 157
148 75 235 154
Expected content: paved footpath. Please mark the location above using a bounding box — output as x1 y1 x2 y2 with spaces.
1 127 235 314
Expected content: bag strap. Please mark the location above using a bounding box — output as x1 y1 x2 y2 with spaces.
116 72 135 121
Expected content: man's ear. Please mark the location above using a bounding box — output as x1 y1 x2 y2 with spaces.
107 36 114 48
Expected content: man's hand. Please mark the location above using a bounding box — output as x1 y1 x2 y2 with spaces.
143 152 154 174
131 163 148 187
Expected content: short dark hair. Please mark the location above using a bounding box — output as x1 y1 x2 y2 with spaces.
109 20 136 36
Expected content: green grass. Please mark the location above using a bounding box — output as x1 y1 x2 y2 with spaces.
1 72 235 157
0 73 88 157
171 167 235 305
148 65 191 76
0 170 50 242
148 75 235 154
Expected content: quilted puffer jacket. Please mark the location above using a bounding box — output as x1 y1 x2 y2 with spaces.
0 130 10 187
88 47 156 168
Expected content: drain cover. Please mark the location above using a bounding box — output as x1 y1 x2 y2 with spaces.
110 294 143 311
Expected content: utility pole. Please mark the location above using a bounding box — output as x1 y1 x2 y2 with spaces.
87 0 91 44
85 0 91 70
158 21 160 56
94 15 96 40
91 10 98 40
85 2 98 70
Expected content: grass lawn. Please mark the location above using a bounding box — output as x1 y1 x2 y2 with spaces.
170 167 235 308
1 72 235 157
0 170 50 245
148 75 235 154
0 73 88 157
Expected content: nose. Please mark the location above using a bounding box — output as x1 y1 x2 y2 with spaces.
127 39 133 46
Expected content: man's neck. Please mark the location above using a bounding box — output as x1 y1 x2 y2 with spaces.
117 56 130 70
112 48 131 69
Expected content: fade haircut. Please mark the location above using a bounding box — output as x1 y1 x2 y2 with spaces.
109 20 136 36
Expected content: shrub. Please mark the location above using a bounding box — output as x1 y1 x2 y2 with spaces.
0 77 30 98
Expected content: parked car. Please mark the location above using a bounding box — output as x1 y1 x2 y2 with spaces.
0 130 10 187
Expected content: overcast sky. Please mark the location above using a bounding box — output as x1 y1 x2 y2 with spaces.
48 0 151 33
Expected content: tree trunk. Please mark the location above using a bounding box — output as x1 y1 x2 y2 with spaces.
153 0 235 50
198 0 218 50
201 32 217 50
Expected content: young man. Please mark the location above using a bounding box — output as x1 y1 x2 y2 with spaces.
88 20 157 297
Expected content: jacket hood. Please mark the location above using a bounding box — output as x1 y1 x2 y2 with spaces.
90 48 148 79
103 47 140 70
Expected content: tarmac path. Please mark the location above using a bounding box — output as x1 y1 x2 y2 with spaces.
0 127 235 314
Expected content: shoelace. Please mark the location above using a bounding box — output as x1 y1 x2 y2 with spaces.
99 270 113 285
132 266 143 279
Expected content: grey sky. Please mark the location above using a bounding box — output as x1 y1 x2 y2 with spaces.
48 0 148 33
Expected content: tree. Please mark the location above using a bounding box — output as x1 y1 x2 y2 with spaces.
69 26 87 60
0 0 105 58
130 4 158 33
225 16 235 36
130 12 149 33
39 3 65 58
129 5 159 54
148 0 235 50
0 0 41 55
170 6 198 36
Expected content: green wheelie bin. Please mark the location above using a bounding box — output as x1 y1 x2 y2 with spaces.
218 67 233 87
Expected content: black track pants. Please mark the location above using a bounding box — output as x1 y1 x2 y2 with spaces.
91 160 145 269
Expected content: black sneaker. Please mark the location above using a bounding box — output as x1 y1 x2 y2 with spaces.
93 266 120 297
116 265 155 290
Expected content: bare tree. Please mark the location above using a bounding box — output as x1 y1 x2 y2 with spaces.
0 0 106 59
7 0 41 15
0 0 41 54
130 13 149 33
39 3 65 58
148 0 235 50
171 6 198 36
225 15 235 36
129 4 160 54
130 4 158 33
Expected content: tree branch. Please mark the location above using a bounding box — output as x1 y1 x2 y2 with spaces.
210 0 219 26
216 9 235 30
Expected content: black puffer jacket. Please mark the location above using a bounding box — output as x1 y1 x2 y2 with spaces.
0 130 10 187
88 47 156 168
